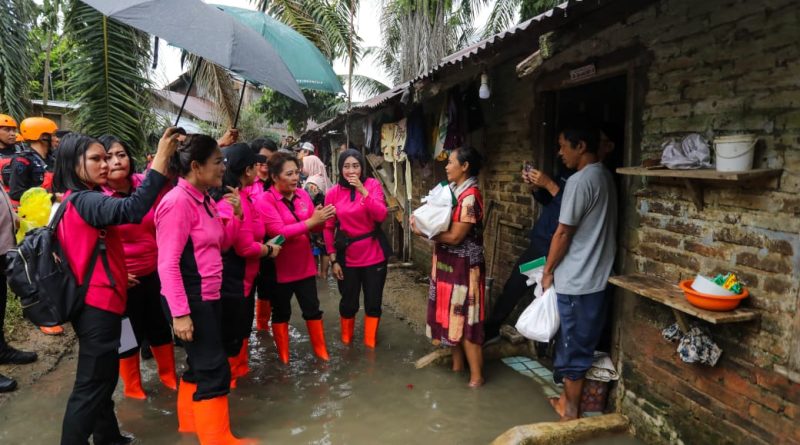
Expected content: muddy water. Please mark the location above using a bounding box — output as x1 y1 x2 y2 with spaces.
0 278 641 444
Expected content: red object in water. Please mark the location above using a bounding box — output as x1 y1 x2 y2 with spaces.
406 384 414 390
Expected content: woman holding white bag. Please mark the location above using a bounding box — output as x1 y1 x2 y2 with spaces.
410 146 486 388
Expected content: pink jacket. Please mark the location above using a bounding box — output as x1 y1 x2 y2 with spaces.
57 170 168 315
102 173 169 277
246 177 270 201
256 186 319 283
323 178 388 267
217 189 265 298
156 178 239 317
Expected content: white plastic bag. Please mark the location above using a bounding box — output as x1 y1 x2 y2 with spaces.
661 133 712 169
515 287 560 342
412 181 455 239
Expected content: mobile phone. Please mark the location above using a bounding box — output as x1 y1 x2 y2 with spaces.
269 235 285 246
523 161 534 172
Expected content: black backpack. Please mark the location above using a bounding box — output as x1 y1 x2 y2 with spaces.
6 191 113 326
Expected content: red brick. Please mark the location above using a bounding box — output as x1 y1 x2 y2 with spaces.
683 240 729 260
736 252 793 274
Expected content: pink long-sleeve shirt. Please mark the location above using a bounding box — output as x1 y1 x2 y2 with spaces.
323 178 388 267
256 186 319 283
102 173 169 277
217 189 265 298
246 177 270 201
156 178 239 317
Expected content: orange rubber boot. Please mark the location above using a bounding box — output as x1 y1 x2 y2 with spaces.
39 325 64 335
340 317 355 345
228 356 239 389
306 319 330 361
272 322 290 364
193 395 255 444
235 339 250 378
255 299 271 331
177 379 197 433
119 354 146 400
150 343 178 390
364 316 380 348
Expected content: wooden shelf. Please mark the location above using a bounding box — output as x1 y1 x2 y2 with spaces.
616 167 783 210
616 167 782 181
609 274 759 328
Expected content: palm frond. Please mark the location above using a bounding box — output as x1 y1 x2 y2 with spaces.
186 55 239 128
338 74 390 99
0 0 36 120
481 0 520 38
65 0 154 154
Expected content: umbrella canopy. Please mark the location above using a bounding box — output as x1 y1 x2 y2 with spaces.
80 0 307 105
213 5 345 94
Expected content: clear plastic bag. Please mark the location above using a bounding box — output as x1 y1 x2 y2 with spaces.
515 287 560 342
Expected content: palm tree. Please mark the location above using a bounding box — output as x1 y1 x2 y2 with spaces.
374 0 484 85
65 0 154 152
39 0 62 107
0 0 36 120
483 0 562 38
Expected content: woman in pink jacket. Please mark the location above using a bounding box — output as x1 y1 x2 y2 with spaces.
155 134 251 444
53 129 179 445
324 149 388 347
215 143 281 387
255 152 335 364
100 135 177 400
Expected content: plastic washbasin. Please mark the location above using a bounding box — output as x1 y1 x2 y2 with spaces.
679 280 749 311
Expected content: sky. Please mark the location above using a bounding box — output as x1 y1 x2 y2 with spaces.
149 0 496 101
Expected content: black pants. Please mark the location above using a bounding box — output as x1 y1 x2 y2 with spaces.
61 306 124 445
484 241 542 338
272 277 322 323
221 292 254 358
337 262 387 318
120 272 173 358
255 257 277 301
0 255 7 347
163 298 229 401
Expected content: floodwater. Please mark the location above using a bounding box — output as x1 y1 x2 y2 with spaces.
0 278 642 444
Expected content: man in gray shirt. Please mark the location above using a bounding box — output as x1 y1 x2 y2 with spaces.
542 121 617 421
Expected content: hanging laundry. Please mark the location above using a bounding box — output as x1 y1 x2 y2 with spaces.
433 101 448 161
443 87 465 152
404 106 429 162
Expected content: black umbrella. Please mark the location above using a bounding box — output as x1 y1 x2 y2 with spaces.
80 0 307 125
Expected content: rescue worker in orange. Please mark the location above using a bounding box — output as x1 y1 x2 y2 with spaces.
9 117 58 202
0 115 20 193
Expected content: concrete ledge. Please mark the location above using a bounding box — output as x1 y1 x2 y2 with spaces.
491 413 630 445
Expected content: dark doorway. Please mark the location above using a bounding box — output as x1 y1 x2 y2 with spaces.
539 74 628 353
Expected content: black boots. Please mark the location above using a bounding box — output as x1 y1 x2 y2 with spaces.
0 373 16 393
0 345 37 365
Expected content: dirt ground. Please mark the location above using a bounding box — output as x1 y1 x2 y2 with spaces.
0 317 77 408
381 265 431 335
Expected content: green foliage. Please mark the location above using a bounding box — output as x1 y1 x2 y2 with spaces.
198 105 282 143
255 88 343 134
65 0 155 155
28 29 79 102
0 0 36 120
483 0 561 38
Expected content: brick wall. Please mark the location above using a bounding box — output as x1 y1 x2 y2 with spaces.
540 1 800 444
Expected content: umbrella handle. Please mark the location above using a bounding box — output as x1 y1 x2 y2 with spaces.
175 58 203 127
233 80 247 128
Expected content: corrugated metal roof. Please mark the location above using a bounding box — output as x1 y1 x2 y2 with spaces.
414 0 593 82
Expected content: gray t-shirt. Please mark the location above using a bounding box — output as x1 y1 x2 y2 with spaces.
554 162 617 295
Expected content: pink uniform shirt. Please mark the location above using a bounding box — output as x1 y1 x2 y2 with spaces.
217 189 265 297
156 178 239 317
323 178 388 267
256 186 319 283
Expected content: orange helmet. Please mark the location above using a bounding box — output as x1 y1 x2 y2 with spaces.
15 133 23 143
20 117 58 142
0 114 17 128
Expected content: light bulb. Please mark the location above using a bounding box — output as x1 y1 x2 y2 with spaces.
479 73 490 99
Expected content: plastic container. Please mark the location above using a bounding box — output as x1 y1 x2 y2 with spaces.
690 274 736 296
714 134 756 172
679 280 749 311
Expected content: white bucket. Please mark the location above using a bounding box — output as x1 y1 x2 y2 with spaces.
714 134 756 172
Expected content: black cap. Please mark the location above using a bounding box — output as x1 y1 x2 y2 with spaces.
224 143 267 171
